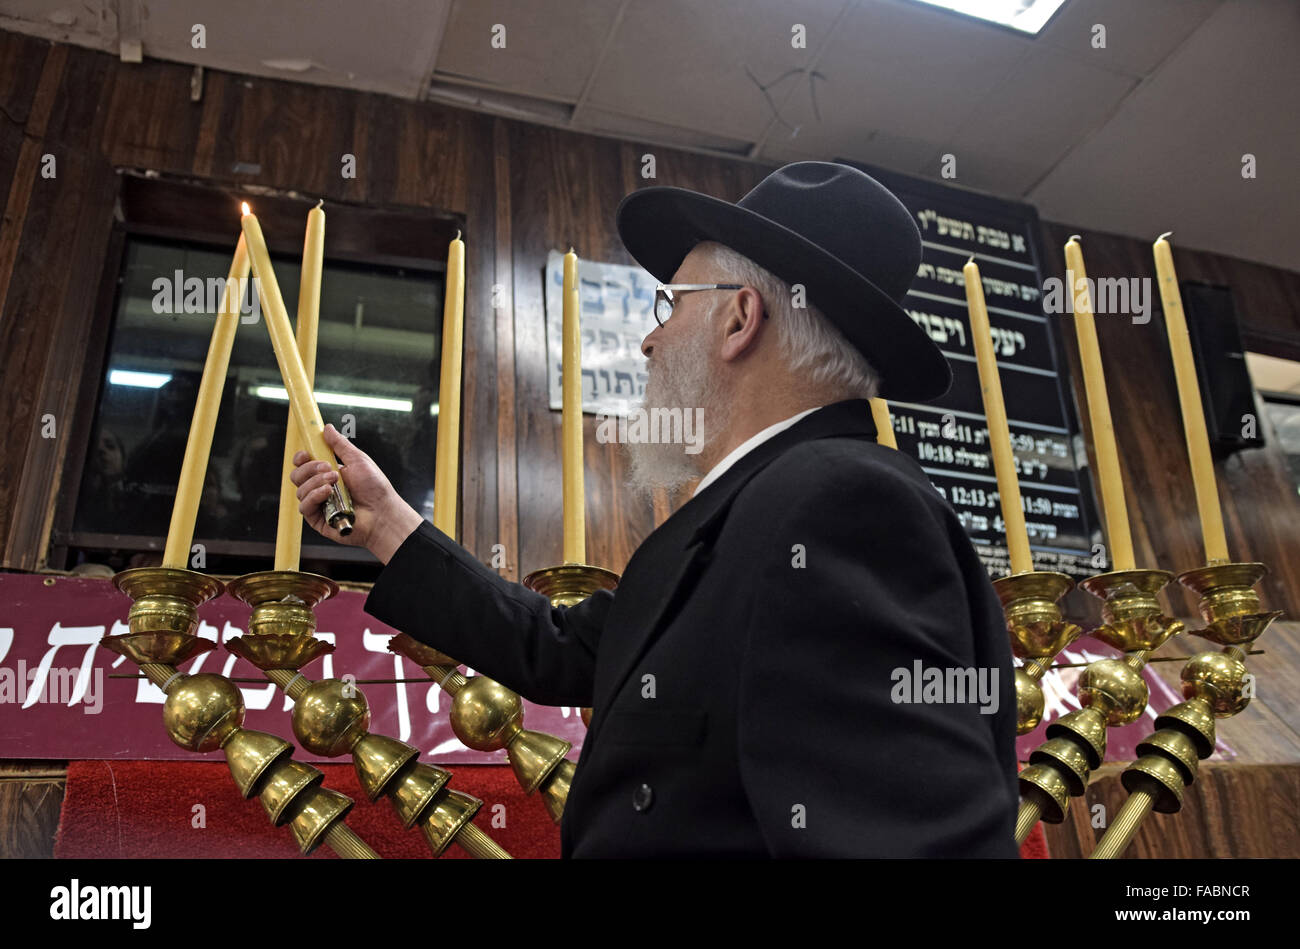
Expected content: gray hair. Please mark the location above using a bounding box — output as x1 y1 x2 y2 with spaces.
696 241 881 400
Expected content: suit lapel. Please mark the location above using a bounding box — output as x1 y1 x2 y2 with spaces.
584 398 880 747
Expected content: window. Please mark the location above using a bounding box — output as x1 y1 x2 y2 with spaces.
53 175 457 582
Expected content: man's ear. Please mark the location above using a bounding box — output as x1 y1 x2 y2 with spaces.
718 287 767 363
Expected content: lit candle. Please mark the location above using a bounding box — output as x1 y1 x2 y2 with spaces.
432 231 465 537
162 231 250 569
241 205 351 529
274 201 325 571
1065 236 1135 571
869 397 897 449
964 257 1033 575
1153 233 1230 564
561 248 585 564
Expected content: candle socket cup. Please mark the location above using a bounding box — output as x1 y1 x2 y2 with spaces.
1079 569 1185 653
104 567 224 665
224 570 339 670
323 481 354 536
523 563 620 608
524 563 619 731
1014 570 1181 845
992 571 1082 735
1177 562 1283 645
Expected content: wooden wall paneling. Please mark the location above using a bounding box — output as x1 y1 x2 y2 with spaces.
0 31 47 118
390 100 472 212
46 221 126 570
100 57 203 175
492 117 519 580
506 122 631 576
5 154 118 569
457 107 499 563
0 760 66 859
0 40 65 335
1042 762 1300 858
510 120 577 577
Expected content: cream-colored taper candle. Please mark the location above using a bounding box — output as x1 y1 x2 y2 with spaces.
1153 233 1230 563
162 233 250 568
273 202 324 571
964 257 1033 575
432 232 465 537
1065 236 1135 571
870 398 897 450
561 248 585 564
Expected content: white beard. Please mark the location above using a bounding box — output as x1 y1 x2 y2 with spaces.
624 333 729 499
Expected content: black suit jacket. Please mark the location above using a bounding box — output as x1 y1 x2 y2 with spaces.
365 399 1019 857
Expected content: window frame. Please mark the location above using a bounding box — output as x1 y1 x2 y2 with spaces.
47 171 462 575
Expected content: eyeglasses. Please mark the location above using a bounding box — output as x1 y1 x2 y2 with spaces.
653 283 744 327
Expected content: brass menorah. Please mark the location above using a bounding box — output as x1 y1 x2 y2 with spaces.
998 560 1280 856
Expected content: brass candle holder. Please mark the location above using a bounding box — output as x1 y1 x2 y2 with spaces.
105 567 378 858
226 570 510 859
993 570 1083 736
390 633 577 824
1014 568 1184 845
1089 561 1282 859
524 562 619 729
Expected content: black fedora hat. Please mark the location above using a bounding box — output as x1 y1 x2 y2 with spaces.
616 161 952 402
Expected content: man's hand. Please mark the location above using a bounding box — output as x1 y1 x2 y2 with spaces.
290 424 423 564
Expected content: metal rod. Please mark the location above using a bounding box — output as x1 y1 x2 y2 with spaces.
455 822 512 859
1090 787 1156 859
324 822 381 859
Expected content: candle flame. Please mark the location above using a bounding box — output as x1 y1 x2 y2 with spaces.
241 202 251 216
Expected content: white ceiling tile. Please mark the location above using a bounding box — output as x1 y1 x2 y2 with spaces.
434 0 630 102
141 0 449 99
583 0 848 144
1030 0 1300 273
941 46 1138 196
1037 0 1223 77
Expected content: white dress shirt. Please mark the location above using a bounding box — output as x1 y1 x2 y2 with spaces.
692 405 823 497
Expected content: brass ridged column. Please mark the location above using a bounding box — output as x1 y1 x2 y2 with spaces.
1014 569 1184 844
226 569 512 859
1090 562 1282 858
106 567 378 858
389 634 579 824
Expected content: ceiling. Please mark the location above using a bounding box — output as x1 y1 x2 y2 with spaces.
2 0 1296 273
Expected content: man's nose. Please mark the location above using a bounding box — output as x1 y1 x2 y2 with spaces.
640 325 660 358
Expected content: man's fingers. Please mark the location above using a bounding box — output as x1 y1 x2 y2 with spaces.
292 450 310 467
322 424 365 466
299 483 334 517
296 469 337 502
289 461 317 487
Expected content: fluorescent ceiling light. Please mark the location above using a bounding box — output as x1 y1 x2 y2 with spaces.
907 0 1068 35
110 369 173 389
252 385 413 413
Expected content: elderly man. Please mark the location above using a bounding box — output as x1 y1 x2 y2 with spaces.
292 162 1019 857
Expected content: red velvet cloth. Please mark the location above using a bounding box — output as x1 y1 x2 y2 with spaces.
55 760 1048 858
55 760 557 859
